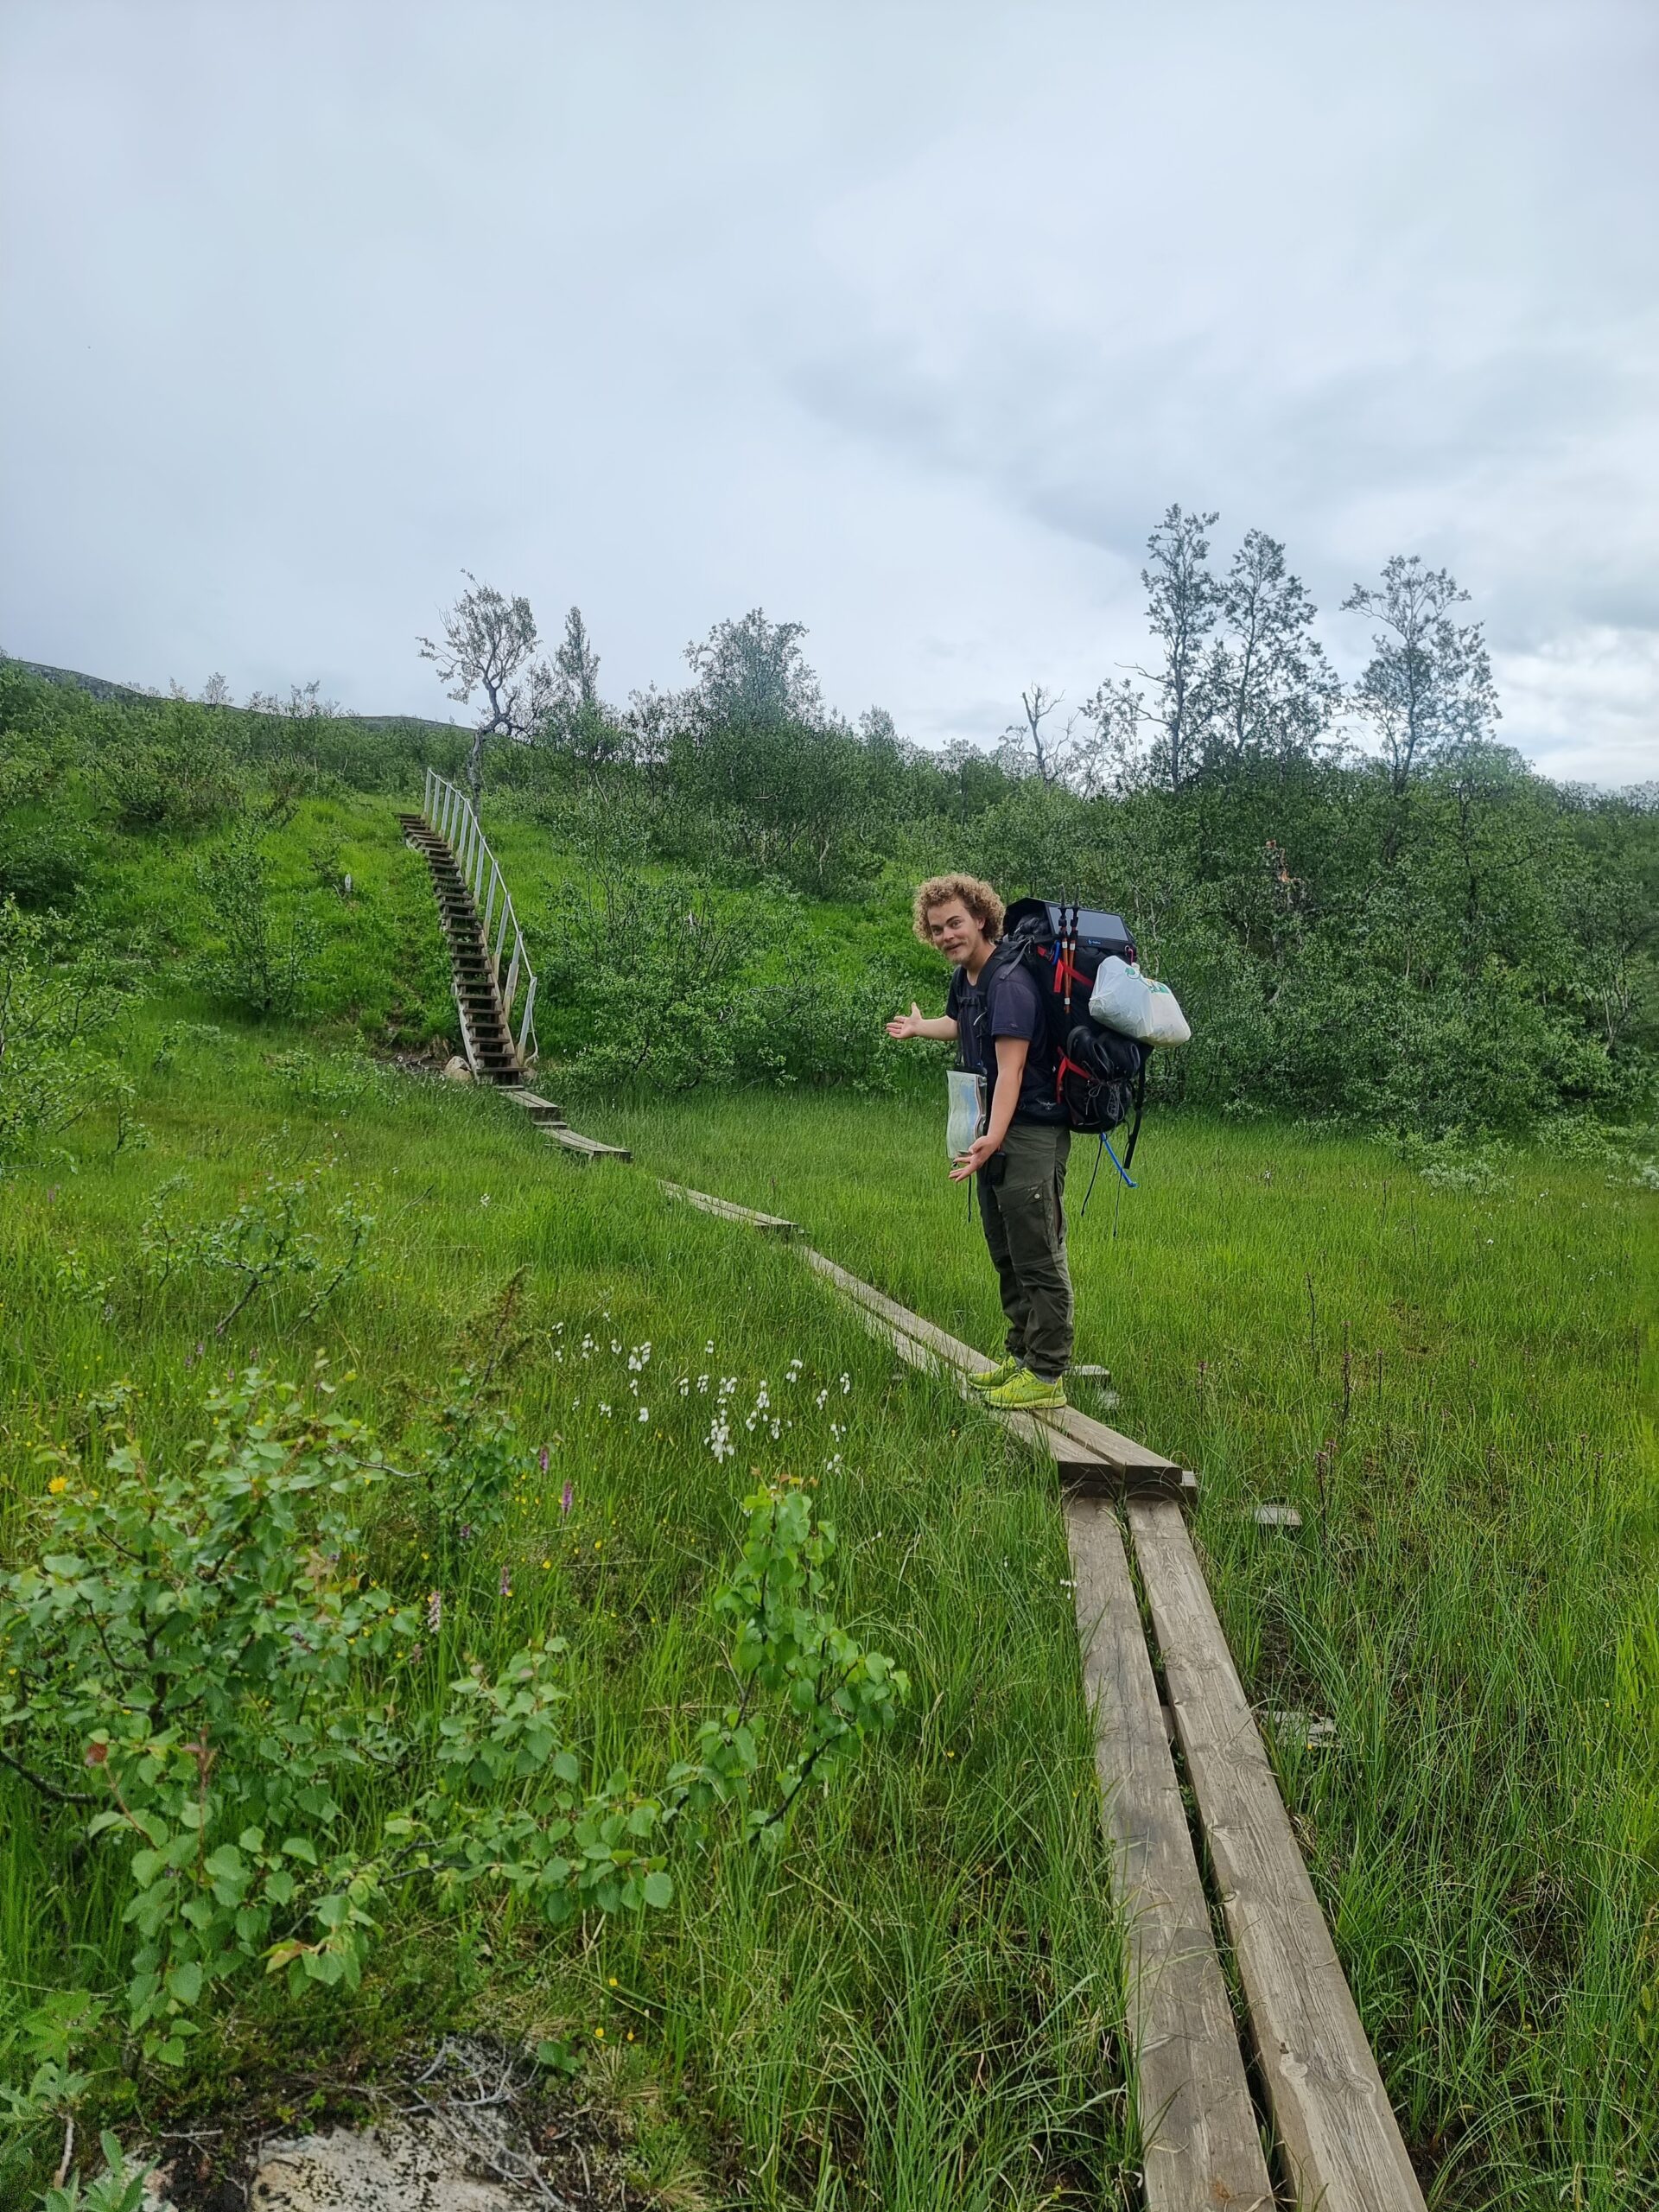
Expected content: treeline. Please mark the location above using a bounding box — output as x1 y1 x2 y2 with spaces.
416 515 1656 1135
3 503 1655 1136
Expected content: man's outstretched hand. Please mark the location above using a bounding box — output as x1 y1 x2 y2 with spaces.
886 1001 925 1039
950 1133 999 1182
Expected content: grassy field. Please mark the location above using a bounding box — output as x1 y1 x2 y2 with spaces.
1 791 1655 2208
600 1085 1659 2190
1 1012 1132 2209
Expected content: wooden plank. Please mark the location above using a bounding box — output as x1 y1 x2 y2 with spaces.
661 1181 798 1236
541 1126 632 1161
797 1248 1192 1499
1125 1497 1427 2212
810 1274 1055 1458
502 1090 564 1116
1065 1497 1274 2212
1048 1402 1179 1481
798 1247 984 1372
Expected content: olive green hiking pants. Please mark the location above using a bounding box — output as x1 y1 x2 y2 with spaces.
976 1119 1073 1382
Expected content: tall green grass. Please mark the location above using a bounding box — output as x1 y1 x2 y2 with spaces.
594 1084 1658 2206
2 784 1653 2206
1 1014 1130 2209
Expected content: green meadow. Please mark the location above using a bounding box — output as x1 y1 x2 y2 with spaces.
1 671 1655 2208
2 978 1653 2207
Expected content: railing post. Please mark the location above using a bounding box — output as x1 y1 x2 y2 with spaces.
503 938 521 1022
517 973 537 1062
493 893 510 976
482 861 499 950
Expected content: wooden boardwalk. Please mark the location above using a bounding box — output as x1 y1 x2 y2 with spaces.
713 1212 1423 2212
395 788 1425 2208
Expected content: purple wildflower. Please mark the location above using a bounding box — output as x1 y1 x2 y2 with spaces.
560 1478 574 1516
426 1589 442 1633
539 1444 550 1473
499 1564 513 1599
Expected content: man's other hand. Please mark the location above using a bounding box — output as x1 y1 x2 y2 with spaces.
886 1001 926 1039
950 1133 999 1181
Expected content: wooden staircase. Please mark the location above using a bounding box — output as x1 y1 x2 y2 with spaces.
398 811 528 1084
400 785 632 1160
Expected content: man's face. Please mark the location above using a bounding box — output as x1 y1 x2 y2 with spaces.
925 899 984 967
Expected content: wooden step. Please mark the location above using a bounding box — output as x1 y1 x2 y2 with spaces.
542 1126 631 1160
661 1182 798 1236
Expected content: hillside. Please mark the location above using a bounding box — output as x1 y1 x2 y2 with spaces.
0 662 1655 2209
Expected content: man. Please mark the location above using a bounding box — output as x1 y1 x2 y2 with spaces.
886 874 1071 1410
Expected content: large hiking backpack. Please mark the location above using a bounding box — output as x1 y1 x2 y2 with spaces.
994 898 1151 1170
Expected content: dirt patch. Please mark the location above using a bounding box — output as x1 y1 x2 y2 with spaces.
143 2039 646 2211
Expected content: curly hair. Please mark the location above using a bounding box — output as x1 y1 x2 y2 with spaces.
911 873 1005 945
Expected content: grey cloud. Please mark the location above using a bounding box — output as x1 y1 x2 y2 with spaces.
2 0 1656 783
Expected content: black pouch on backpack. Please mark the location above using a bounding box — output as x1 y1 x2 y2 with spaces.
997 899 1147 1143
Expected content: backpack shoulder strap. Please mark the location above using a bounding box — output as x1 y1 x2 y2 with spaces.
1122 1049 1149 1171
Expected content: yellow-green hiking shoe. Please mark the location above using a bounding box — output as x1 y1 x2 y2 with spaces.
984 1367 1068 1412
969 1355 1022 1392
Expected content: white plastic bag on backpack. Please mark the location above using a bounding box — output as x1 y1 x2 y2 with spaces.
1089 956 1192 1047
946 1069 986 1157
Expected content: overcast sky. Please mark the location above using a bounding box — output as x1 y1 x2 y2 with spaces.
3 1 1656 783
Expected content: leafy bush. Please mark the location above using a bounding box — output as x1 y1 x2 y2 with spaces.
92 701 243 833
268 1046 385 1116
0 1370 904 2061
0 903 141 1162
728 966 907 1092
191 823 322 1018
538 869 912 1093
137 1163 374 1333
0 825 87 912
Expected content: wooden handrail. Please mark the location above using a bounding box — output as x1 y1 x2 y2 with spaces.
421 767 539 1065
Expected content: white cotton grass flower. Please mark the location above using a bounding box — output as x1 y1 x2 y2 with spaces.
638 1407 650 1422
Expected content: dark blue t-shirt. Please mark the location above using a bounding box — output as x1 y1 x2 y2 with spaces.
947 956 1065 1124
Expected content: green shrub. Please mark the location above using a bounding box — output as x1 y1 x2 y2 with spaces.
0 1370 905 2061
92 702 243 833
0 902 141 1162
0 825 86 912
191 823 322 1018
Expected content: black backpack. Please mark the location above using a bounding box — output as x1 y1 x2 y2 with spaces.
991 898 1151 1170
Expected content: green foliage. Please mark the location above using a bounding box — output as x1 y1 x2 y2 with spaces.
539 868 912 1093
38 2133 150 2212
92 700 244 834
0 1366 904 2062
268 1046 385 1116
0 824 87 912
676 1482 909 1840
0 903 142 1162
137 1162 374 1334
191 822 322 1018
3 648 1654 1135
